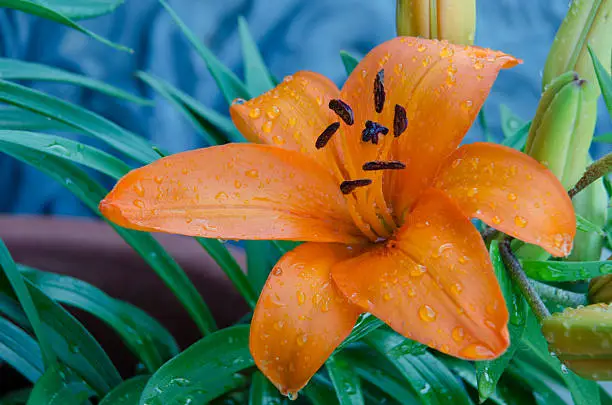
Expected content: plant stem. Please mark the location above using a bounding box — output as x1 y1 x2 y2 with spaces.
569 151 612 198
499 239 551 322
530 280 588 308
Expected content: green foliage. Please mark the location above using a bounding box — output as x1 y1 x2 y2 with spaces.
26 364 95 405
588 44 612 119
0 316 43 383
326 354 364 405
238 17 276 97
99 376 150 405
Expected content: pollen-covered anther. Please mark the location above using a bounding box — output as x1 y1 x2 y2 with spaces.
329 99 354 125
374 69 385 113
315 122 340 149
340 179 373 194
361 120 389 145
362 160 406 171
393 104 408 137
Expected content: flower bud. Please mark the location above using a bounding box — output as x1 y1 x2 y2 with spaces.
525 72 598 189
542 0 612 91
542 304 612 380
396 0 476 45
589 270 612 304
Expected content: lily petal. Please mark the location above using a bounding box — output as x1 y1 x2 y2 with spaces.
230 71 344 180
337 37 520 217
250 242 362 396
100 144 364 243
434 143 575 257
332 189 509 360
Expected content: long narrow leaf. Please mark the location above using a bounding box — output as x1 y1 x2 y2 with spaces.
249 371 285 405
0 239 56 368
136 71 243 144
588 45 612 118
0 107 75 132
238 16 275 96
0 79 159 164
0 0 129 51
0 131 131 179
26 364 95 405
0 58 150 104
340 51 359 76
159 0 250 104
0 389 31 405
140 325 252 404
0 143 217 335
21 267 179 372
326 354 364 405
23 0 125 20
0 316 43 383
99 375 150 405
522 260 612 282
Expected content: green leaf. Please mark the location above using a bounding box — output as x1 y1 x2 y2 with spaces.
0 280 122 395
238 16 275 97
476 241 527 402
99 375 150 405
0 58 150 104
507 359 568 405
246 241 280 294
0 131 131 179
478 108 494 142
593 133 612 143
0 315 43 382
136 71 243 144
522 259 612 282
365 329 472 405
576 212 604 234
28 0 125 20
21 267 179 372
159 0 250 104
0 389 31 405
0 107 75 132
500 104 525 138
522 313 600 405
249 371 285 405
27 364 95 405
326 354 364 405
588 44 612 119
303 376 340 405
140 325 253 405
0 0 130 51
335 313 384 353
501 121 531 150
439 357 507 405
0 239 57 368
340 51 359 76
0 143 217 336
0 79 159 163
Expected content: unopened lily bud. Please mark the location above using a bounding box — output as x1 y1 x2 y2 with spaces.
525 72 598 189
543 0 612 91
542 304 612 380
396 0 475 45
589 270 612 304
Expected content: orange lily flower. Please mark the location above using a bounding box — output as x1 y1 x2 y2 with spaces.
100 37 575 396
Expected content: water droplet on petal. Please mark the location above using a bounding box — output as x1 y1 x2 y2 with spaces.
272 135 285 145
245 169 259 178
262 121 273 133
491 216 502 225
459 343 495 359
215 192 228 201
507 193 517 202
467 187 478 197
133 181 145 197
266 105 281 119
133 199 145 208
419 305 437 322
410 264 427 277
383 292 393 301
232 98 246 105
296 291 305 305
249 108 261 118
296 334 308 347
514 216 528 228
272 267 283 276
452 326 465 342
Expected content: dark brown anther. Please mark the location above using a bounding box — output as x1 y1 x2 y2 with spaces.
374 69 385 113
329 99 354 125
361 120 389 145
362 160 406 171
315 122 340 149
340 179 372 194
393 104 408 137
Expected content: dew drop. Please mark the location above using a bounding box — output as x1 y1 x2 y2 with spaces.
215 192 228 201
383 292 393 301
133 181 145 197
460 100 473 111
450 283 463 295
467 187 478 197
262 121 273 133
410 264 427 277
473 60 485 70
245 169 259 178
296 291 306 305
417 44 427 52
133 199 145 208
507 192 517 202
249 108 261 118
440 47 454 58
491 215 501 225
514 215 528 228
272 135 285 145
288 117 297 127
234 180 242 189
272 267 283 276
419 305 437 322
459 343 494 359
451 326 465 342
266 105 281 119
296 334 308 347
154 175 164 184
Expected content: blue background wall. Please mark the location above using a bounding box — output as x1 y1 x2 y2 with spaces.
0 0 610 216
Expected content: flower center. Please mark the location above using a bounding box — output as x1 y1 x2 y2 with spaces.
316 68 410 242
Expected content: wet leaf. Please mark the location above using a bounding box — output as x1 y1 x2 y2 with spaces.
326 354 364 405
27 364 95 405
99 375 150 405
0 107 75 132
522 260 612 282
0 316 43 383
140 325 252 405
249 371 285 405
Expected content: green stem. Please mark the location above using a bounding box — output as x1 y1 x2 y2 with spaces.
569 151 612 198
530 280 588 308
499 239 551 322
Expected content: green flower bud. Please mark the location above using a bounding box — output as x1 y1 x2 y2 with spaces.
525 72 598 189
589 272 612 304
543 0 612 92
396 0 475 45
542 304 612 380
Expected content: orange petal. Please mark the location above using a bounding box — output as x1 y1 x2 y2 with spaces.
250 242 362 396
100 144 365 243
434 142 575 257
332 189 509 360
335 37 520 217
230 71 345 180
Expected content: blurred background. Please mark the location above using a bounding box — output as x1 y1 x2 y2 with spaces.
1 0 610 216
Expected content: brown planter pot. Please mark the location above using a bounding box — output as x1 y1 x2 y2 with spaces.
0 215 250 391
